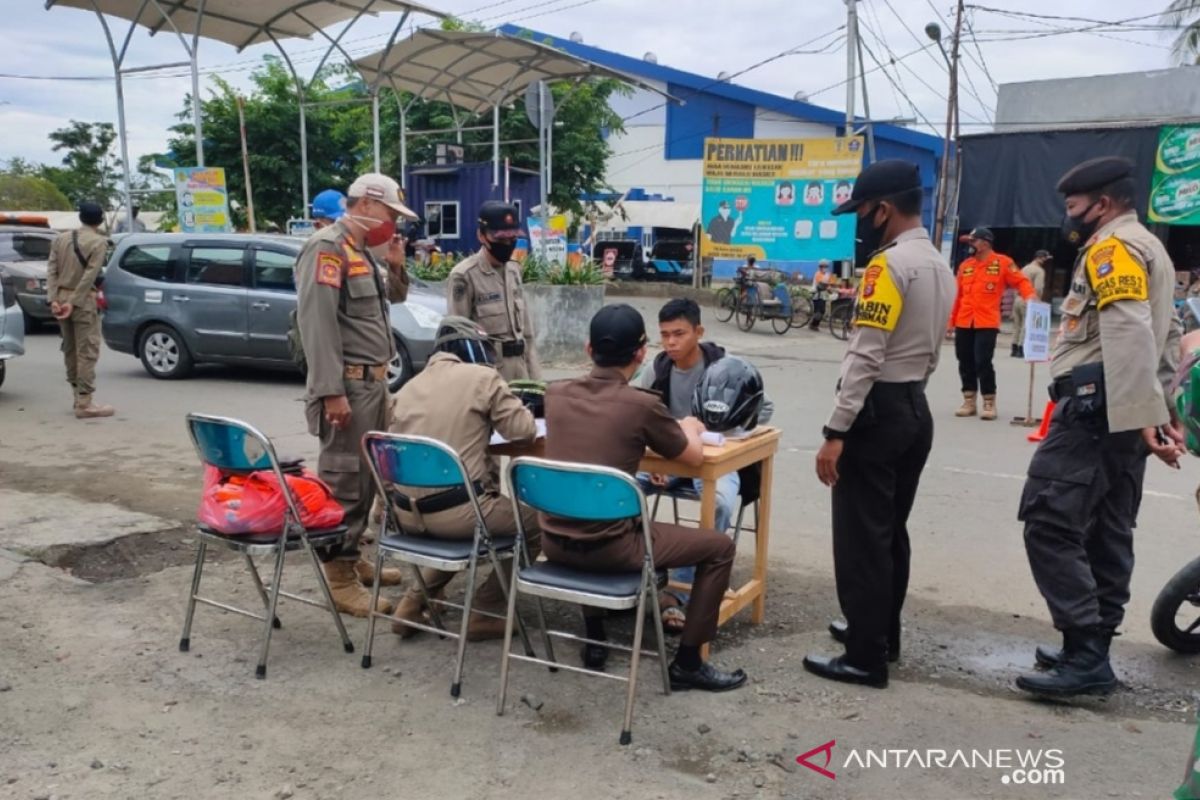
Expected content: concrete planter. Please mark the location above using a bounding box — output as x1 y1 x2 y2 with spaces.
523 283 605 365
417 279 604 365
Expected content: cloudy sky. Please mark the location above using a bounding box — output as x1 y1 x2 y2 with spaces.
0 0 1186 168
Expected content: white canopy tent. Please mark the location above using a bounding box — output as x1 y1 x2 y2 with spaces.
354 29 674 214
45 0 447 222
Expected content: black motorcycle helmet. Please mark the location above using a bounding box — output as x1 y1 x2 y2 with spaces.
691 356 764 433
434 316 495 366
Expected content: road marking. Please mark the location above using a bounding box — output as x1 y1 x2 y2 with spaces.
942 467 1187 502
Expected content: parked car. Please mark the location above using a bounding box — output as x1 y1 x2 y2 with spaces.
101 233 445 391
0 215 57 331
0 265 27 389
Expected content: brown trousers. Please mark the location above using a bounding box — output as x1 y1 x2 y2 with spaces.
395 494 541 613
543 523 735 647
59 298 101 404
306 378 390 561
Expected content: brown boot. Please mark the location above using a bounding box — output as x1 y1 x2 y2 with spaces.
354 558 404 587
465 611 509 642
75 400 115 419
324 560 393 617
980 394 998 421
955 391 977 417
391 593 427 638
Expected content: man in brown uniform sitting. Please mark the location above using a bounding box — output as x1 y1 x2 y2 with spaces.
388 316 542 641
542 303 747 692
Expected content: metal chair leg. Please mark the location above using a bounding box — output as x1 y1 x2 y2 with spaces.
489 550 535 658
450 549 481 698
620 572 650 746
243 552 280 630
254 544 287 679
412 564 448 635
671 495 681 526
179 540 207 652
651 493 661 520
649 583 672 695
304 535 353 654
496 547 522 717
361 545 387 669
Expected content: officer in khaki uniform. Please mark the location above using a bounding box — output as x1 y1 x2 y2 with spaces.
1017 157 1183 697
296 173 415 617
46 202 114 419
386 316 541 641
446 202 541 382
806 160 957 689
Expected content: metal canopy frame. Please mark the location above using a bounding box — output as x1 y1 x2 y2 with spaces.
45 0 446 224
354 29 677 210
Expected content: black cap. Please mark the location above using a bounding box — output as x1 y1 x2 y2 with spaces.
78 202 103 226
1055 156 1134 196
589 303 647 366
967 226 994 243
1035 249 1052 260
478 201 522 236
832 159 921 215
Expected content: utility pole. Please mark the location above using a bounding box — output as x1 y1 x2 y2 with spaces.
932 0 964 247
845 0 858 133
236 96 256 233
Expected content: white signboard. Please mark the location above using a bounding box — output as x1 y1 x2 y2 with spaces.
1023 301 1052 363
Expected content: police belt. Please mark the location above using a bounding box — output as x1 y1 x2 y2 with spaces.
499 339 525 358
344 363 388 382
1049 376 1076 403
393 480 486 515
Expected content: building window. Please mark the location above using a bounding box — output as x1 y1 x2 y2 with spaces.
424 201 460 239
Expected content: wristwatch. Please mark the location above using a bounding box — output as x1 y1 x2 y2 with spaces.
822 426 847 441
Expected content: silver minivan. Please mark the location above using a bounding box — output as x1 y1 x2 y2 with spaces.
102 233 444 391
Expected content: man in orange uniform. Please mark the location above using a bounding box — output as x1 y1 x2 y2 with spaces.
949 227 1037 420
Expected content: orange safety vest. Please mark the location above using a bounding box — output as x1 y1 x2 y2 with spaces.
949 251 1034 329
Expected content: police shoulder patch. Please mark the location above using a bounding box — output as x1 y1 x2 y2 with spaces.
854 254 904 332
452 276 468 302
1085 236 1148 309
316 251 343 288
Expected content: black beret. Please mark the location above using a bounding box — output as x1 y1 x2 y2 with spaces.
78 201 103 226
833 159 922 215
1055 156 1134 196
478 201 521 235
589 303 647 362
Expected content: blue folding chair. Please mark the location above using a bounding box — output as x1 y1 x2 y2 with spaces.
497 457 671 746
360 432 541 698
181 414 353 679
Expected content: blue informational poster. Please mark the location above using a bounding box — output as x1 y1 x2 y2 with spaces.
174 167 232 233
700 137 863 280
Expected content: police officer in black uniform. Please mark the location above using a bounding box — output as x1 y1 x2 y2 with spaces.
1016 157 1182 697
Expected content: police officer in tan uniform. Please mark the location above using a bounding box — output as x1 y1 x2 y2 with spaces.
446 202 541 382
46 201 114 419
296 173 415 617
807 160 957 689
386 316 541 642
1017 157 1183 697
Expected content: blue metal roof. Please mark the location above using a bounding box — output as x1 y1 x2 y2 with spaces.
499 24 944 156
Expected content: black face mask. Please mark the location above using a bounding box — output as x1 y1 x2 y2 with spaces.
854 204 887 267
484 237 517 263
1061 202 1100 248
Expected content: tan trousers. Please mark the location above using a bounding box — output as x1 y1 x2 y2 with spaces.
1012 298 1027 346
59 299 101 405
306 378 390 561
395 493 540 613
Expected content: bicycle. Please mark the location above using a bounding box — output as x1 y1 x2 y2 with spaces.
715 274 795 334
786 285 815 329
828 296 854 340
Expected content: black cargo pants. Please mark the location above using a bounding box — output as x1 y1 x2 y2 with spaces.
1019 398 1147 631
832 381 934 669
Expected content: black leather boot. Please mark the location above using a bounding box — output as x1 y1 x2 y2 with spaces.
1017 628 1118 697
1035 628 1114 669
828 619 900 663
1011 343 1020 357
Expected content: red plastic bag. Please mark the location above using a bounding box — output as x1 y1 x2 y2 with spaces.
198 466 345 534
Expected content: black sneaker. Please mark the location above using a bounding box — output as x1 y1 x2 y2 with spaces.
581 642 609 672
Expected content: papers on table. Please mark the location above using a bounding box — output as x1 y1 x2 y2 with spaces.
489 417 546 446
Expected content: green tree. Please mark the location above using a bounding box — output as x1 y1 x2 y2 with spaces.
0 171 72 210
168 57 366 228
42 120 122 208
1162 0 1200 64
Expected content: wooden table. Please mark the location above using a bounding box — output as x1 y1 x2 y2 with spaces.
491 426 781 639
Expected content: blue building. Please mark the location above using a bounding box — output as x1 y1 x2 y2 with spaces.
501 24 945 278
403 162 541 257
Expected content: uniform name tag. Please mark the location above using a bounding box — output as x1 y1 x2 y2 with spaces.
1086 237 1148 309
854 254 903 332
